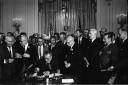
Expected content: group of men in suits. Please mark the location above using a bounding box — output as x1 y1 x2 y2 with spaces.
0 26 128 84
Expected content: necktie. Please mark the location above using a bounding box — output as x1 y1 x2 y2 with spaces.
48 63 52 70
8 46 13 58
38 46 41 59
23 46 25 53
78 38 80 44
40 45 43 57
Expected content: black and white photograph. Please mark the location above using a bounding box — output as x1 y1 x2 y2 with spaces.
0 0 127 84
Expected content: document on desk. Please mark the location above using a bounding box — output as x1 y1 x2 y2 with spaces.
62 79 74 83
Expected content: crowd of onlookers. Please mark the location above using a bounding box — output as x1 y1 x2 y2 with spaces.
0 26 128 84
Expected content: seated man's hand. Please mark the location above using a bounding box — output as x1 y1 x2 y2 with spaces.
107 66 114 71
23 53 30 58
43 71 50 76
32 73 38 77
64 61 71 68
35 67 40 73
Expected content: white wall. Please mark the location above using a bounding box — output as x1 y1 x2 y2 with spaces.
0 0 38 36
97 0 127 35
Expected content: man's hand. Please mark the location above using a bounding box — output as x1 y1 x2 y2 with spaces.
64 61 71 68
23 53 30 58
43 71 50 76
15 53 22 58
107 66 114 71
8 58 14 63
35 67 40 73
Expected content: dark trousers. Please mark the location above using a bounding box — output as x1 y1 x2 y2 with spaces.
0 64 2 81
115 70 128 84
2 63 16 82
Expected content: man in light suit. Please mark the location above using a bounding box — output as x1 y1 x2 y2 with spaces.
115 28 128 84
16 34 38 80
36 37 48 60
99 32 119 84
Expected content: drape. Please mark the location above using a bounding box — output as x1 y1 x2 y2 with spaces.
39 0 97 35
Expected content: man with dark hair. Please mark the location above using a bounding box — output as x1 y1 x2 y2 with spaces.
115 28 128 84
99 27 107 38
83 29 89 39
33 51 60 76
99 32 119 84
65 35 85 83
75 29 89 64
54 33 60 43
55 32 68 74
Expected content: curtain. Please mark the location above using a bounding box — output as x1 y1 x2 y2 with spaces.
39 0 97 35
0 0 3 32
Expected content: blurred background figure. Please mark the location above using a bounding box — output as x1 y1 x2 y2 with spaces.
83 29 89 39
0 32 5 46
99 27 108 38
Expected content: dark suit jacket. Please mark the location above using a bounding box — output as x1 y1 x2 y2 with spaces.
48 44 59 61
75 37 90 57
54 41 69 73
35 58 59 75
2 44 17 80
100 43 119 70
17 43 38 68
65 43 84 75
86 38 103 71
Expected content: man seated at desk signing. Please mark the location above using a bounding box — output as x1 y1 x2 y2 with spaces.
33 51 60 77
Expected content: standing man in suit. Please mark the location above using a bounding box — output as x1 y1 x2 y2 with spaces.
36 37 48 60
75 29 89 60
99 32 119 83
85 28 103 83
56 32 68 74
65 35 85 83
2 35 17 82
115 28 128 84
16 34 38 80
0 44 4 81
